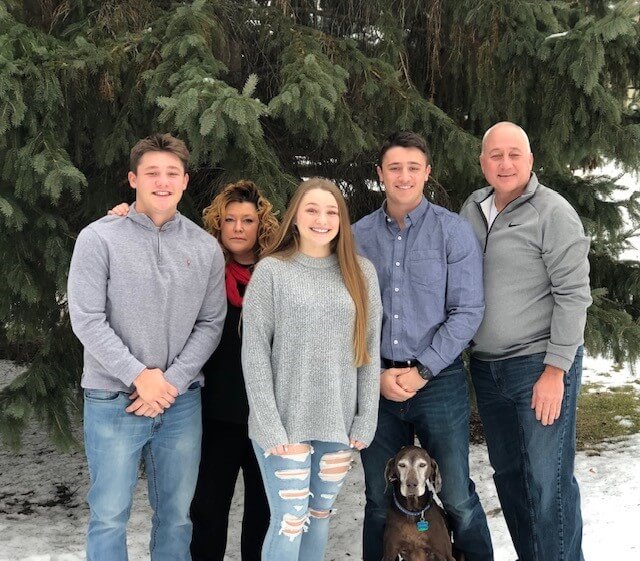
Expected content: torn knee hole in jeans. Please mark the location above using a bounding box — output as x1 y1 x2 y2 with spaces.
278 488 313 500
309 508 333 519
274 468 311 480
319 450 353 482
279 512 309 541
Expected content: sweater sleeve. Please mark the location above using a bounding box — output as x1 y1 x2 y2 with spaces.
67 227 146 386
164 239 227 393
349 259 383 446
540 202 592 371
241 260 289 450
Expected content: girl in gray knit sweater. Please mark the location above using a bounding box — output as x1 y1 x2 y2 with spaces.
241 178 382 561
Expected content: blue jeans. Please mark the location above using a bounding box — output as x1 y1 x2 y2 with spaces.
470 349 584 561
84 384 202 561
253 440 353 561
361 358 493 561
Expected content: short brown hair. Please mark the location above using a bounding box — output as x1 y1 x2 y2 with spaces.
129 133 190 172
378 131 431 166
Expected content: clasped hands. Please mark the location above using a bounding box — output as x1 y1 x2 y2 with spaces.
380 366 427 402
126 367 178 417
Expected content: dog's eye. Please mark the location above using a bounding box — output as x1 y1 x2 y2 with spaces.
418 462 427 468
398 462 407 468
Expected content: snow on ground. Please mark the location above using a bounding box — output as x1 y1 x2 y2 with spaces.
1 355 639 561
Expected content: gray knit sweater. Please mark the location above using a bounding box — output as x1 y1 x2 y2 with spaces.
460 174 591 371
68 204 227 394
241 252 382 452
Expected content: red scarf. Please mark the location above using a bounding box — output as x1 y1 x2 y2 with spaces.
225 261 252 308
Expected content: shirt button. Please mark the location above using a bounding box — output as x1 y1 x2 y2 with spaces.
394 287 399 292
393 340 398 345
395 261 400 266
394 314 399 319
397 236 402 240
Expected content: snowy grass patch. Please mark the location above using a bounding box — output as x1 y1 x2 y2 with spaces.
577 382 640 450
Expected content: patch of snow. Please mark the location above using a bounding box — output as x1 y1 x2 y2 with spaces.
1 355 639 560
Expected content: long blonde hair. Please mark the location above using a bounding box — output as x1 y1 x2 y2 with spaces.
202 180 279 262
264 178 371 367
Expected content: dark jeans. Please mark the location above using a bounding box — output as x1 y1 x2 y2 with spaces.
190 418 269 561
470 349 584 561
361 358 494 561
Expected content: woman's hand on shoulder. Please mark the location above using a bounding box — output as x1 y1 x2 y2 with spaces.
350 439 366 451
107 202 130 216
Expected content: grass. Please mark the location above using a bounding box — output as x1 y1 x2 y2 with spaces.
576 383 640 451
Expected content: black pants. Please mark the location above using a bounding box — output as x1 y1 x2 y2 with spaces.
190 418 270 561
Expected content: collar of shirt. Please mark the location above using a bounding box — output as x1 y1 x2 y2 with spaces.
381 197 430 231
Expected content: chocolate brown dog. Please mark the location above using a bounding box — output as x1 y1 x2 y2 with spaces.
382 446 456 561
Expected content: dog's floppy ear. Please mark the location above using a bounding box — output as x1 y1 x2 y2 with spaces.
384 457 398 484
429 457 442 493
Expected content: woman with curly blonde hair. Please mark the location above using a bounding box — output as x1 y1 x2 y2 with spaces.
202 180 279 262
192 180 278 561
108 180 279 561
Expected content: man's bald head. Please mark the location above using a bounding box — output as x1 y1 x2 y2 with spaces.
481 122 531 155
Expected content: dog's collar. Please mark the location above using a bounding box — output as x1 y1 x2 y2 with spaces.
392 489 432 519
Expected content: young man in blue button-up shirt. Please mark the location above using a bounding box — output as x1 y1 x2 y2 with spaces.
353 131 493 561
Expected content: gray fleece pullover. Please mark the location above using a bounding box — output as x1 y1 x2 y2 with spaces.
460 174 592 372
241 253 383 452
68 204 226 394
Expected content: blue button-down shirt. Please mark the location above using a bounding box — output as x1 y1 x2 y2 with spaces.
352 197 484 376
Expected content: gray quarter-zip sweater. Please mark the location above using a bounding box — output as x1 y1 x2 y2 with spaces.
460 174 592 372
68 203 226 394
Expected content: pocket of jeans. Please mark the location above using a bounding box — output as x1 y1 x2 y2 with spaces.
186 381 201 391
84 389 121 401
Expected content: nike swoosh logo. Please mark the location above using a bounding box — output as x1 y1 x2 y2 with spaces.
508 223 519 227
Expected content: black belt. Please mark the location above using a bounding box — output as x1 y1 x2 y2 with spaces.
382 358 419 368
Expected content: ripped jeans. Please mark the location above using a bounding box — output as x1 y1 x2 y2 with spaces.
252 440 353 561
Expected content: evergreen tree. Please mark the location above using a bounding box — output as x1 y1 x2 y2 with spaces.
2 0 640 447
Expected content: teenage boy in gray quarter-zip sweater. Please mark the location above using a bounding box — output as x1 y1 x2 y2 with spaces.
67 134 226 561
459 122 591 561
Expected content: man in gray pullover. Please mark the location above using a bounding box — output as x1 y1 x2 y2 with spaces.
460 122 592 561
68 134 226 561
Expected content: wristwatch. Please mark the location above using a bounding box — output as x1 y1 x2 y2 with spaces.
415 361 434 381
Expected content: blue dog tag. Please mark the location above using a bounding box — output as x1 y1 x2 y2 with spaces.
417 519 429 532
